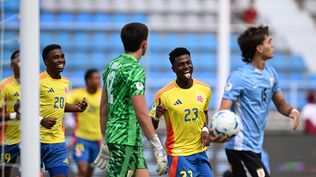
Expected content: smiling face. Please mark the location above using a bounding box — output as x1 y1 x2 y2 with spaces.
172 54 193 81
44 48 65 74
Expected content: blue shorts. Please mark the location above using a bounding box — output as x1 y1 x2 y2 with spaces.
168 151 213 177
41 142 69 176
72 137 100 164
0 144 20 164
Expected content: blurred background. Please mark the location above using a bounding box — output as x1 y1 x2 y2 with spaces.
1 0 316 176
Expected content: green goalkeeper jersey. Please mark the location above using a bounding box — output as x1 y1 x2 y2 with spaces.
102 53 145 146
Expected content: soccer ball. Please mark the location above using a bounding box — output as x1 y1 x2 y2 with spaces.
210 110 241 138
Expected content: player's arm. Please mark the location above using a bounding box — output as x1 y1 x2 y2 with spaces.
131 94 168 175
272 91 299 132
132 94 157 139
201 110 210 147
100 88 108 136
151 99 166 130
93 88 110 169
0 107 19 121
64 98 88 112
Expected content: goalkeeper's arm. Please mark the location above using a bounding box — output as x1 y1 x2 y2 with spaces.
93 89 110 169
131 94 168 175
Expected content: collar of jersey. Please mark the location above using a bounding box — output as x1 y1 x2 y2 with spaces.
247 63 265 74
121 53 138 62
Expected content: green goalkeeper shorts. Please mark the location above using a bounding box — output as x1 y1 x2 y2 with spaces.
106 143 147 177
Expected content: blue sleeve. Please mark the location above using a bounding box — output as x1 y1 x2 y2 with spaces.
271 67 281 93
223 71 244 101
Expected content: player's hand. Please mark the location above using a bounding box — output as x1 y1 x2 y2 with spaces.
75 98 88 112
93 143 110 169
155 99 166 119
209 131 230 143
149 134 168 175
201 131 210 147
40 117 57 129
289 109 300 133
14 99 20 114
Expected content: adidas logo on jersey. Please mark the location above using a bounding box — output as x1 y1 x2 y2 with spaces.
174 99 182 105
48 88 55 93
12 92 19 97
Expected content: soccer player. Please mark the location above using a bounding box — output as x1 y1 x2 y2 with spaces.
149 47 215 177
68 68 102 177
93 22 168 177
0 50 21 177
218 25 300 177
39 44 87 177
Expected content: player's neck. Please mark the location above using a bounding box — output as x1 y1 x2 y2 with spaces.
125 51 142 61
176 79 193 89
13 71 20 83
46 70 61 79
251 57 266 70
87 87 97 94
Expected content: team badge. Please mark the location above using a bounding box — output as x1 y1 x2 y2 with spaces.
196 95 204 103
269 77 274 88
136 82 144 90
225 82 233 91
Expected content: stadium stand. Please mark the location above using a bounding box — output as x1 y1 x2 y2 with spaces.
1 0 316 176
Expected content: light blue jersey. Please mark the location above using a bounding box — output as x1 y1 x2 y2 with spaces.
223 63 281 153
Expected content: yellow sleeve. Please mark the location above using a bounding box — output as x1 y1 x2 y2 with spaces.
204 87 212 111
149 93 162 117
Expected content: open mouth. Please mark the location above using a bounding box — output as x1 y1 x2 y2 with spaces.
184 71 191 79
57 64 64 69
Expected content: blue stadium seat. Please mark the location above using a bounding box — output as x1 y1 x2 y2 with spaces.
230 54 244 70
108 32 122 50
76 13 93 24
193 53 217 71
91 51 108 67
149 53 170 71
41 11 55 23
4 12 19 25
56 31 73 49
230 34 239 52
182 33 199 50
200 33 217 51
148 32 161 49
91 32 109 49
71 51 90 68
40 31 55 46
129 13 147 22
4 0 19 12
164 32 182 49
271 53 289 72
111 13 127 23
4 31 19 48
57 12 74 24
73 32 90 48
93 13 110 24
4 50 12 60
289 53 306 73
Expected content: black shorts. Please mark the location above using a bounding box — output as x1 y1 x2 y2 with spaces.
225 149 270 177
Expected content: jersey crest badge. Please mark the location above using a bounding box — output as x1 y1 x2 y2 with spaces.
196 95 204 103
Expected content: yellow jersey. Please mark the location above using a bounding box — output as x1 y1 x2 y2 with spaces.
149 80 211 156
67 88 102 141
39 71 70 144
0 76 21 145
